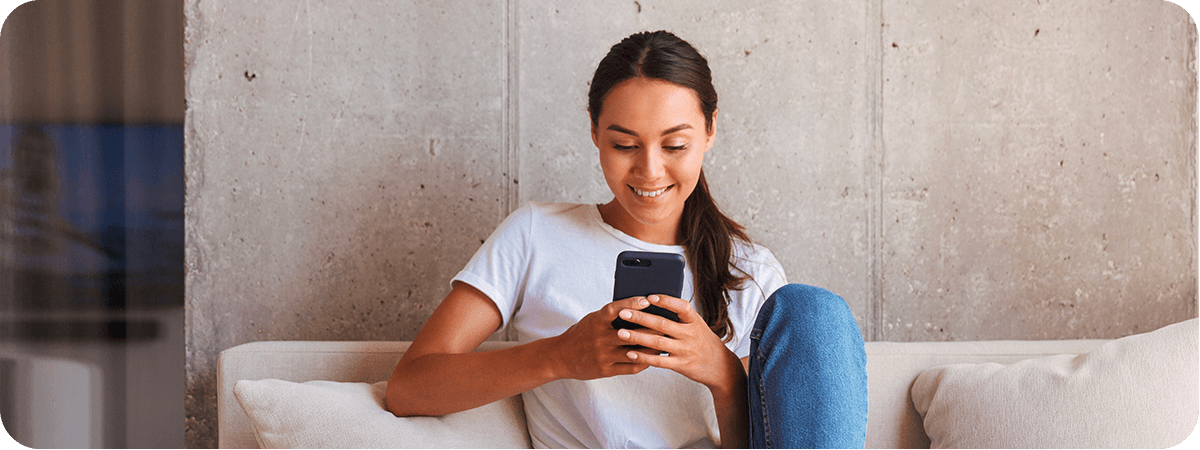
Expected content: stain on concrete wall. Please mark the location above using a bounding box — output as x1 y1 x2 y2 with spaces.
184 0 1196 447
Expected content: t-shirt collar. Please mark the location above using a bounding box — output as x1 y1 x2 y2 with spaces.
589 204 687 254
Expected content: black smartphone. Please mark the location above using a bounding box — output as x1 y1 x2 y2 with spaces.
610 250 685 330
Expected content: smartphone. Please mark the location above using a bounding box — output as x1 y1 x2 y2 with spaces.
610 250 685 330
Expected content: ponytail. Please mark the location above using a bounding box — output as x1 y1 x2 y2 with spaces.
680 170 749 342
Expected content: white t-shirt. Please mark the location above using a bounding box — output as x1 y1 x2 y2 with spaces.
452 202 787 448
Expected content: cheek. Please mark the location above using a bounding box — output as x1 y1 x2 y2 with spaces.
679 154 705 185
598 152 628 186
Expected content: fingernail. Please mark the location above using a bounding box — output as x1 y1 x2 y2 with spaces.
620 310 632 319
627 351 638 360
639 297 650 307
648 295 658 303
618 329 630 339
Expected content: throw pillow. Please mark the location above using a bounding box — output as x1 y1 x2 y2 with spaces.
233 379 531 448
911 318 1198 448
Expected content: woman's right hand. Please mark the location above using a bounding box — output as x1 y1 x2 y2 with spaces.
550 296 655 380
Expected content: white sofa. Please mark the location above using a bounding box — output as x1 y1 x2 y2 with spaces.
218 318 1198 448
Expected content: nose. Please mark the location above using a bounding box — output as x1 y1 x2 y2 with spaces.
633 146 666 180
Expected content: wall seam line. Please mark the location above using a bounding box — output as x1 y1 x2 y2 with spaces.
504 0 520 217
868 0 885 342
501 0 520 342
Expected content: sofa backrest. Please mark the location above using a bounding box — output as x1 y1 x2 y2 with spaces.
218 338 1109 449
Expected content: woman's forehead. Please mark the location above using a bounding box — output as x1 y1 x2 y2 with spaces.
598 78 706 132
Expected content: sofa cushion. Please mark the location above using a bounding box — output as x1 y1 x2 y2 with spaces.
911 318 1198 448
233 378 530 448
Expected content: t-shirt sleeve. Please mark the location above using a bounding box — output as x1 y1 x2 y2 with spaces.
450 204 533 329
731 245 788 359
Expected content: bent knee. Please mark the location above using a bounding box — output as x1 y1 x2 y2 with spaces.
757 284 860 342
768 284 851 319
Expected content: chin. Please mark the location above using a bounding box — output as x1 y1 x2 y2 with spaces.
625 204 680 226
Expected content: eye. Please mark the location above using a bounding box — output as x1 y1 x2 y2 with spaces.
612 143 637 151
664 145 688 152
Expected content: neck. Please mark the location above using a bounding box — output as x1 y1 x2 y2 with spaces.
598 201 680 246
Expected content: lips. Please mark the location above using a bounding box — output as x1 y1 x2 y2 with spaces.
631 185 671 198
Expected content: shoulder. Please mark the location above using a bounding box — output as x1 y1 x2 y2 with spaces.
517 202 595 228
730 239 787 296
490 202 597 246
731 240 783 273
500 201 583 225
523 201 590 216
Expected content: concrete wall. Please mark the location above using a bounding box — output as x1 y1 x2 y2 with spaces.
184 0 1197 447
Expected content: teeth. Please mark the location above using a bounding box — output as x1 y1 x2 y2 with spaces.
634 186 668 197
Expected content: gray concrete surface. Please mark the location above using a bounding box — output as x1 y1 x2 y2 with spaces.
185 0 1196 447
880 0 1197 340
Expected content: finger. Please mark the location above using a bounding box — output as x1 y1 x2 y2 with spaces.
647 295 700 323
616 327 680 354
617 306 677 334
625 348 677 370
606 296 651 318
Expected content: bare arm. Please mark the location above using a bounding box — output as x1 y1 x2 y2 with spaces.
708 355 749 449
385 282 549 416
385 282 652 417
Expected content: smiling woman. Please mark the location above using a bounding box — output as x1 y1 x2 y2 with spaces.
384 30 868 449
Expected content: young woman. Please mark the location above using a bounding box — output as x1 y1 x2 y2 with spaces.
385 30 867 449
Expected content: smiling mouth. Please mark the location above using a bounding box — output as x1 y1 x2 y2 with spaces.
631 185 671 198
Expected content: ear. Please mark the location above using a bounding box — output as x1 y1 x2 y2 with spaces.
703 108 718 153
590 118 600 148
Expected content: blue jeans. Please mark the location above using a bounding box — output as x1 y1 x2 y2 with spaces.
748 284 868 448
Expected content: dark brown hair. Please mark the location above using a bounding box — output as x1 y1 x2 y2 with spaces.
588 30 750 342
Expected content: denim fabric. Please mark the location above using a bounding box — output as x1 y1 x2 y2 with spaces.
748 284 868 449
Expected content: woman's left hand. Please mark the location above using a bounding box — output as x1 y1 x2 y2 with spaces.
615 295 743 392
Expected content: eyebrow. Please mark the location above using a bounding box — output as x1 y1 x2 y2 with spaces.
605 123 694 137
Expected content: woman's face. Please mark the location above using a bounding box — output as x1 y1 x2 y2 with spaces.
592 77 715 244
